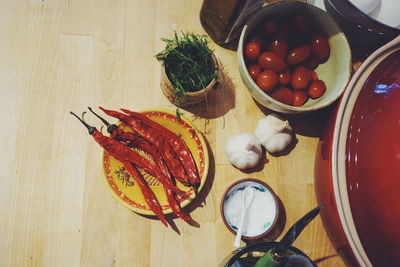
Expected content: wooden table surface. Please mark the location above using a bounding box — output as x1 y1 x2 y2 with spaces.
0 0 346 266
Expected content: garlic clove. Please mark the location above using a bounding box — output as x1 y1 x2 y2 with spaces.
255 115 293 154
263 133 292 153
225 133 262 169
228 151 260 169
245 140 257 151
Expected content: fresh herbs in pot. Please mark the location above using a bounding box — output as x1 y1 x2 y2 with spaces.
156 32 217 102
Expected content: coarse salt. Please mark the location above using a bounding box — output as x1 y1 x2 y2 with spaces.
224 186 276 237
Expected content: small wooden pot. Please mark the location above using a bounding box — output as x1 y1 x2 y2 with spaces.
160 54 218 107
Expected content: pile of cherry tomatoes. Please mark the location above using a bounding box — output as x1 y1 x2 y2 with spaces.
244 14 330 107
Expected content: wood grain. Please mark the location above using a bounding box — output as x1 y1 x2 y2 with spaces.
0 0 345 266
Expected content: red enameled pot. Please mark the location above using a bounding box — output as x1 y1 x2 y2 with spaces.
315 36 400 267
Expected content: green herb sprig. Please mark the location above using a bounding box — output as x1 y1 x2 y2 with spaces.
156 32 217 100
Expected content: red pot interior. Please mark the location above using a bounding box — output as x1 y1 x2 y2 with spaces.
346 49 400 266
315 37 400 266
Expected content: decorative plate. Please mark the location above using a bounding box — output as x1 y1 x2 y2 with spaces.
101 109 209 215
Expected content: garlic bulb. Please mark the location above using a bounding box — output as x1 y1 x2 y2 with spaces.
224 133 262 169
255 115 293 153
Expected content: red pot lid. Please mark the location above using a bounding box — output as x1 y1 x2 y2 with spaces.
333 37 400 266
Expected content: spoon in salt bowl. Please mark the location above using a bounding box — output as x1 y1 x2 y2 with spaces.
233 186 255 248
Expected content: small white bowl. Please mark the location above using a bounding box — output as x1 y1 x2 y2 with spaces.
237 1 352 114
220 178 279 240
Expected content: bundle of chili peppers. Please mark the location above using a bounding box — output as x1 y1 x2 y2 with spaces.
70 107 201 227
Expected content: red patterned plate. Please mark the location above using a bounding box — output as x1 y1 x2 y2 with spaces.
101 109 209 215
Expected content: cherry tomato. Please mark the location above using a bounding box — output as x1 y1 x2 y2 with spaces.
269 86 294 105
267 35 289 59
256 69 278 92
286 44 311 65
289 36 307 50
311 70 318 81
309 33 330 61
292 14 310 35
291 66 312 90
247 64 261 81
244 42 261 62
292 90 308 106
248 35 264 49
258 52 286 73
304 56 319 69
263 20 278 36
278 68 291 85
307 80 326 99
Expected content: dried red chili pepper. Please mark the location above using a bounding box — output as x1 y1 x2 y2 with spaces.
88 108 191 221
99 107 191 187
71 111 185 196
121 161 168 226
118 132 191 222
70 111 168 226
121 108 201 189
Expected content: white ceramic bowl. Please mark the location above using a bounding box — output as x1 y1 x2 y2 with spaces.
220 178 279 240
237 1 352 114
